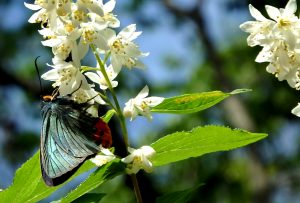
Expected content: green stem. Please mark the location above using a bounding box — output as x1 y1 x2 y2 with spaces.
90 44 129 146
131 174 143 203
81 66 100 72
98 92 117 112
91 44 143 203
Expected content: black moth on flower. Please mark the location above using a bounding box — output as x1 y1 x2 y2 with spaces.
40 90 112 186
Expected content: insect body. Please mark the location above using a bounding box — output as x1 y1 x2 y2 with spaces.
41 96 112 186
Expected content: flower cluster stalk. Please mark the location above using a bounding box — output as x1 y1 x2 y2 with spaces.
91 44 144 202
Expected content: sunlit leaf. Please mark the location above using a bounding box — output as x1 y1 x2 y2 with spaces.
151 125 267 166
58 160 125 203
151 89 251 114
0 151 95 203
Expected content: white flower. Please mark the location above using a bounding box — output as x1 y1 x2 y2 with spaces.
75 0 113 46
123 86 164 121
85 64 119 90
240 0 300 47
99 24 149 71
39 24 86 64
42 60 105 104
240 0 300 89
261 41 299 83
79 22 109 49
42 60 85 95
71 84 105 104
90 148 116 167
266 0 300 46
265 0 298 28
24 1 55 26
240 4 275 47
121 146 156 174
76 0 104 16
24 0 71 29
88 0 120 29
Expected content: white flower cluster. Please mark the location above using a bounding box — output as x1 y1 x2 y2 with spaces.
240 0 300 116
90 145 156 174
121 146 156 174
123 86 164 121
90 147 116 166
25 0 164 120
26 1 161 173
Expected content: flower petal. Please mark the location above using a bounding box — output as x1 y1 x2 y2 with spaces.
104 0 116 13
144 97 164 107
41 38 62 47
265 5 281 21
140 146 156 157
292 103 300 117
85 72 101 85
285 0 297 15
136 85 149 100
41 69 59 81
27 9 44 23
24 2 41 10
249 4 267 21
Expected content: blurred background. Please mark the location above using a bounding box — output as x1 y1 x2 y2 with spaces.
1 0 300 202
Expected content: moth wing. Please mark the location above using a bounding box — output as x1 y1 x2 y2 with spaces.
41 105 100 186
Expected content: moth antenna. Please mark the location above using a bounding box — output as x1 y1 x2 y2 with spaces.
52 88 59 99
82 94 101 111
69 80 83 95
86 94 99 103
35 56 44 96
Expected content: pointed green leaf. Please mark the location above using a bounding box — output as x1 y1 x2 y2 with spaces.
156 185 202 203
101 109 115 123
151 125 267 166
0 151 96 203
59 160 126 203
151 89 251 114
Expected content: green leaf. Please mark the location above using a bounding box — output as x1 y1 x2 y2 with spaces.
59 160 126 203
101 109 115 123
0 151 96 203
156 185 202 203
151 125 267 166
71 193 106 203
151 89 251 114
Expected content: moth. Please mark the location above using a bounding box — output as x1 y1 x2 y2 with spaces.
40 93 112 186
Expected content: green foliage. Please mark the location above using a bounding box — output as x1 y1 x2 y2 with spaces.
0 87 266 203
0 151 125 203
152 89 251 114
0 151 95 203
58 160 125 203
151 126 267 166
156 185 202 203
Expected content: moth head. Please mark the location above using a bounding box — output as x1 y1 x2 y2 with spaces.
42 95 54 101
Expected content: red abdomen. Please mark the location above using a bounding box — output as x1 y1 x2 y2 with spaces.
93 119 112 148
